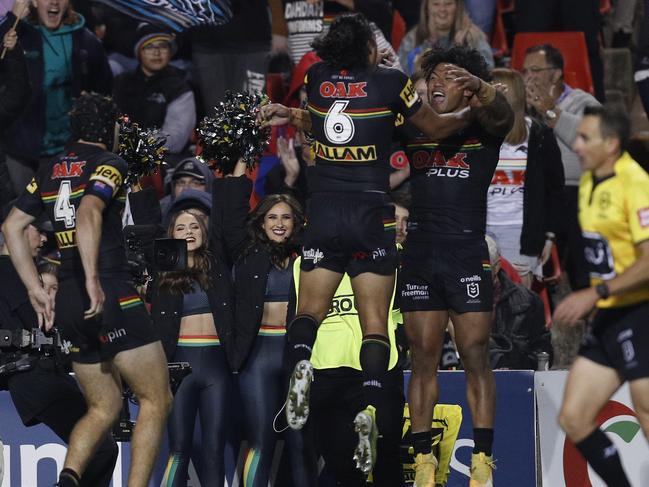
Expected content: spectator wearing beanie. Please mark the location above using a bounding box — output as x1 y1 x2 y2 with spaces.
159 157 215 226
113 23 196 157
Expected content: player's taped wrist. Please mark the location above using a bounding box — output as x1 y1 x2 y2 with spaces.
476 79 496 105
289 108 312 131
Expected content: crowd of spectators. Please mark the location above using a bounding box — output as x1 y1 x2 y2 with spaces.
1 0 649 485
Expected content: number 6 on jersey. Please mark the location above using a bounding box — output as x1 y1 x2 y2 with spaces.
325 100 355 144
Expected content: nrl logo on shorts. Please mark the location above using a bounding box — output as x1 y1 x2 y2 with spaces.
303 248 324 264
466 282 480 298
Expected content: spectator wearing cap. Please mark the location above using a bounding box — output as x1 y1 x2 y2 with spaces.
113 23 196 157
159 157 215 226
168 188 212 222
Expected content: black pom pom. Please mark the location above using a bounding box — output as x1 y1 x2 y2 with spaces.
118 116 168 185
197 91 270 171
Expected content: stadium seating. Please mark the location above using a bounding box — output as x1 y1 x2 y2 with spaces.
511 31 595 95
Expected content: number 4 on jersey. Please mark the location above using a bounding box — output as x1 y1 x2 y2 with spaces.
54 180 76 229
325 100 355 144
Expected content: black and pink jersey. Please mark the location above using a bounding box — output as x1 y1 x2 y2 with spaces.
15 143 130 279
305 61 422 193
404 122 504 240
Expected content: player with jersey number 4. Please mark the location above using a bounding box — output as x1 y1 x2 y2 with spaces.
2 93 172 487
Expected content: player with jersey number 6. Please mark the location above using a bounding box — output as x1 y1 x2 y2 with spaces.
260 12 479 476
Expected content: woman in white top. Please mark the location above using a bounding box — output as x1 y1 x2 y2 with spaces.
486 68 566 288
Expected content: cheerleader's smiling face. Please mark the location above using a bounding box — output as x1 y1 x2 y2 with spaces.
172 212 204 253
262 202 294 243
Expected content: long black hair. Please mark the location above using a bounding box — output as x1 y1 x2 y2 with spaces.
312 13 375 70
245 193 305 269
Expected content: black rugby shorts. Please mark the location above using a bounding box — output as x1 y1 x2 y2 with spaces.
56 277 159 364
398 238 493 313
300 192 397 277
579 301 649 381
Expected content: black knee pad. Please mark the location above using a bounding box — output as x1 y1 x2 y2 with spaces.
360 334 390 377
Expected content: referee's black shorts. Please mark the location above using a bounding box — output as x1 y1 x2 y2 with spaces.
300 192 397 277
56 277 159 364
579 301 649 381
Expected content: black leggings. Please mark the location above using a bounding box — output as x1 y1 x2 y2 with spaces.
237 332 287 486
163 344 232 487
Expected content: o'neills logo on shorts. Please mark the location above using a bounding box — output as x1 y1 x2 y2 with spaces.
303 248 324 264
461 275 482 300
402 284 429 300
99 328 127 344
460 275 482 283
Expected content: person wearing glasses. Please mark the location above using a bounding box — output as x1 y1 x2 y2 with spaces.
113 23 196 157
522 43 600 296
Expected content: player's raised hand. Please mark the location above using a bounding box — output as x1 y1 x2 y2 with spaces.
444 64 481 93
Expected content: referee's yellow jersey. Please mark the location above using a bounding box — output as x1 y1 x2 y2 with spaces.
578 152 649 308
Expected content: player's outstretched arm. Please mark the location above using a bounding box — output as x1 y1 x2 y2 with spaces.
408 102 472 141
76 195 106 319
471 88 514 138
259 103 313 132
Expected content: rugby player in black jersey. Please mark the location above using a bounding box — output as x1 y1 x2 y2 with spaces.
553 106 649 487
1 93 172 487
397 46 513 487
260 13 488 475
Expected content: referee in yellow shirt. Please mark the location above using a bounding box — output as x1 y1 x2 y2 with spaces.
554 105 649 487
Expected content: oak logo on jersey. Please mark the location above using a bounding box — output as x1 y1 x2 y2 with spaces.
400 79 419 108
52 161 86 179
55 230 77 249
319 81 367 98
90 165 122 194
490 169 525 185
412 150 470 170
315 141 377 163
26 178 38 194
